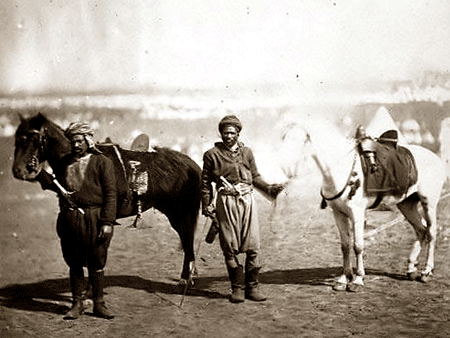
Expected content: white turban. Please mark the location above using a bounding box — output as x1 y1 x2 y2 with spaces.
65 121 101 154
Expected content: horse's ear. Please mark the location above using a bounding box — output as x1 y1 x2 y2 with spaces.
35 112 48 126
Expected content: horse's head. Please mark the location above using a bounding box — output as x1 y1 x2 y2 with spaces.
12 113 49 181
279 118 359 181
277 122 314 181
12 113 70 181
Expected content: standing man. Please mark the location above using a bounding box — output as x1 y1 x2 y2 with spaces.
201 115 284 303
51 122 117 319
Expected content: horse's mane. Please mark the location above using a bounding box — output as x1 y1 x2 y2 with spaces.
17 113 66 138
282 117 355 158
19 113 200 178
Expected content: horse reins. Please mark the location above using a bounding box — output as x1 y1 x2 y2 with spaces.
320 151 358 209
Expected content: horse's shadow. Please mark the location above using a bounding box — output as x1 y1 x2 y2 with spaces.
0 267 407 314
259 266 408 287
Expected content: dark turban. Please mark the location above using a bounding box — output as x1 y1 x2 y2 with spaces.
218 115 242 133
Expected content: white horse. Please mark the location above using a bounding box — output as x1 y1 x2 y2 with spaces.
283 119 446 292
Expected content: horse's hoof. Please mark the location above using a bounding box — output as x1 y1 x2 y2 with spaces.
332 282 347 292
346 283 364 293
174 278 194 294
178 278 194 287
419 272 432 283
407 271 420 281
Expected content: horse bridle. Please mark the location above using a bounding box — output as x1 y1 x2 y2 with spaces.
23 126 48 172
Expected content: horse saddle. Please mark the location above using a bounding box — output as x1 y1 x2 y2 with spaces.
97 140 150 212
130 133 150 152
360 130 418 197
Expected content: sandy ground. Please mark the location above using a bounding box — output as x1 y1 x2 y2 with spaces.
2 135 450 338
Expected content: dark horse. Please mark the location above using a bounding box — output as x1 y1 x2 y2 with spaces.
12 113 201 282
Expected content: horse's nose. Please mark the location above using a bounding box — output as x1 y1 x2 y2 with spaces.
26 155 38 172
12 166 24 179
26 163 36 173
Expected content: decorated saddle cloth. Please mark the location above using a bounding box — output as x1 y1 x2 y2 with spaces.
96 139 151 218
361 141 418 197
98 135 151 194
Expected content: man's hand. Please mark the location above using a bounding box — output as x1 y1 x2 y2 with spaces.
268 184 285 199
98 224 113 240
202 204 216 219
64 191 77 208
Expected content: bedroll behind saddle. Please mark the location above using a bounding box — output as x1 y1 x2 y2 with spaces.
359 130 418 197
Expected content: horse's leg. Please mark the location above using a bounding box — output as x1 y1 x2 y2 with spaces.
332 209 352 291
347 205 365 292
397 199 427 280
418 194 438 282
169 212 197 284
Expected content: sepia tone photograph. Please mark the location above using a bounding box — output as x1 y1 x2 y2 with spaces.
1 1 450 337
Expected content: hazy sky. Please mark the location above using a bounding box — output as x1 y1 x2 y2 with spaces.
1 0 450 95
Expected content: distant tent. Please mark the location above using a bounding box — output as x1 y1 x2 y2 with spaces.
365 106 407 145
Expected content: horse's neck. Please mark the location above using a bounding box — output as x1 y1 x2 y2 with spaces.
308 137 356 196
310 149 335 188
44 122 71 167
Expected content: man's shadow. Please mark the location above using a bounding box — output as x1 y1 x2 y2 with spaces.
0 266 407 314
0 274 229 315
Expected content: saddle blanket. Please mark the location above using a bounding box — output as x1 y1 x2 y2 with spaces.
361 142 418 197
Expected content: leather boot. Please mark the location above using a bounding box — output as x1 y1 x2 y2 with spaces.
227 265 245 303
245 267 266 301
64 270 85 319
83 282 93 301
89 269 114 319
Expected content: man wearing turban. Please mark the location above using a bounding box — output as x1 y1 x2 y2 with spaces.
64 122 102 155
201 115 284 303
51 121 117 319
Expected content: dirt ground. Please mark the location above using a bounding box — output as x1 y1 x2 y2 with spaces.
2 135 450 338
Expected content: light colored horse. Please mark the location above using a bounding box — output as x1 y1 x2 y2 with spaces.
283 119 446 292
